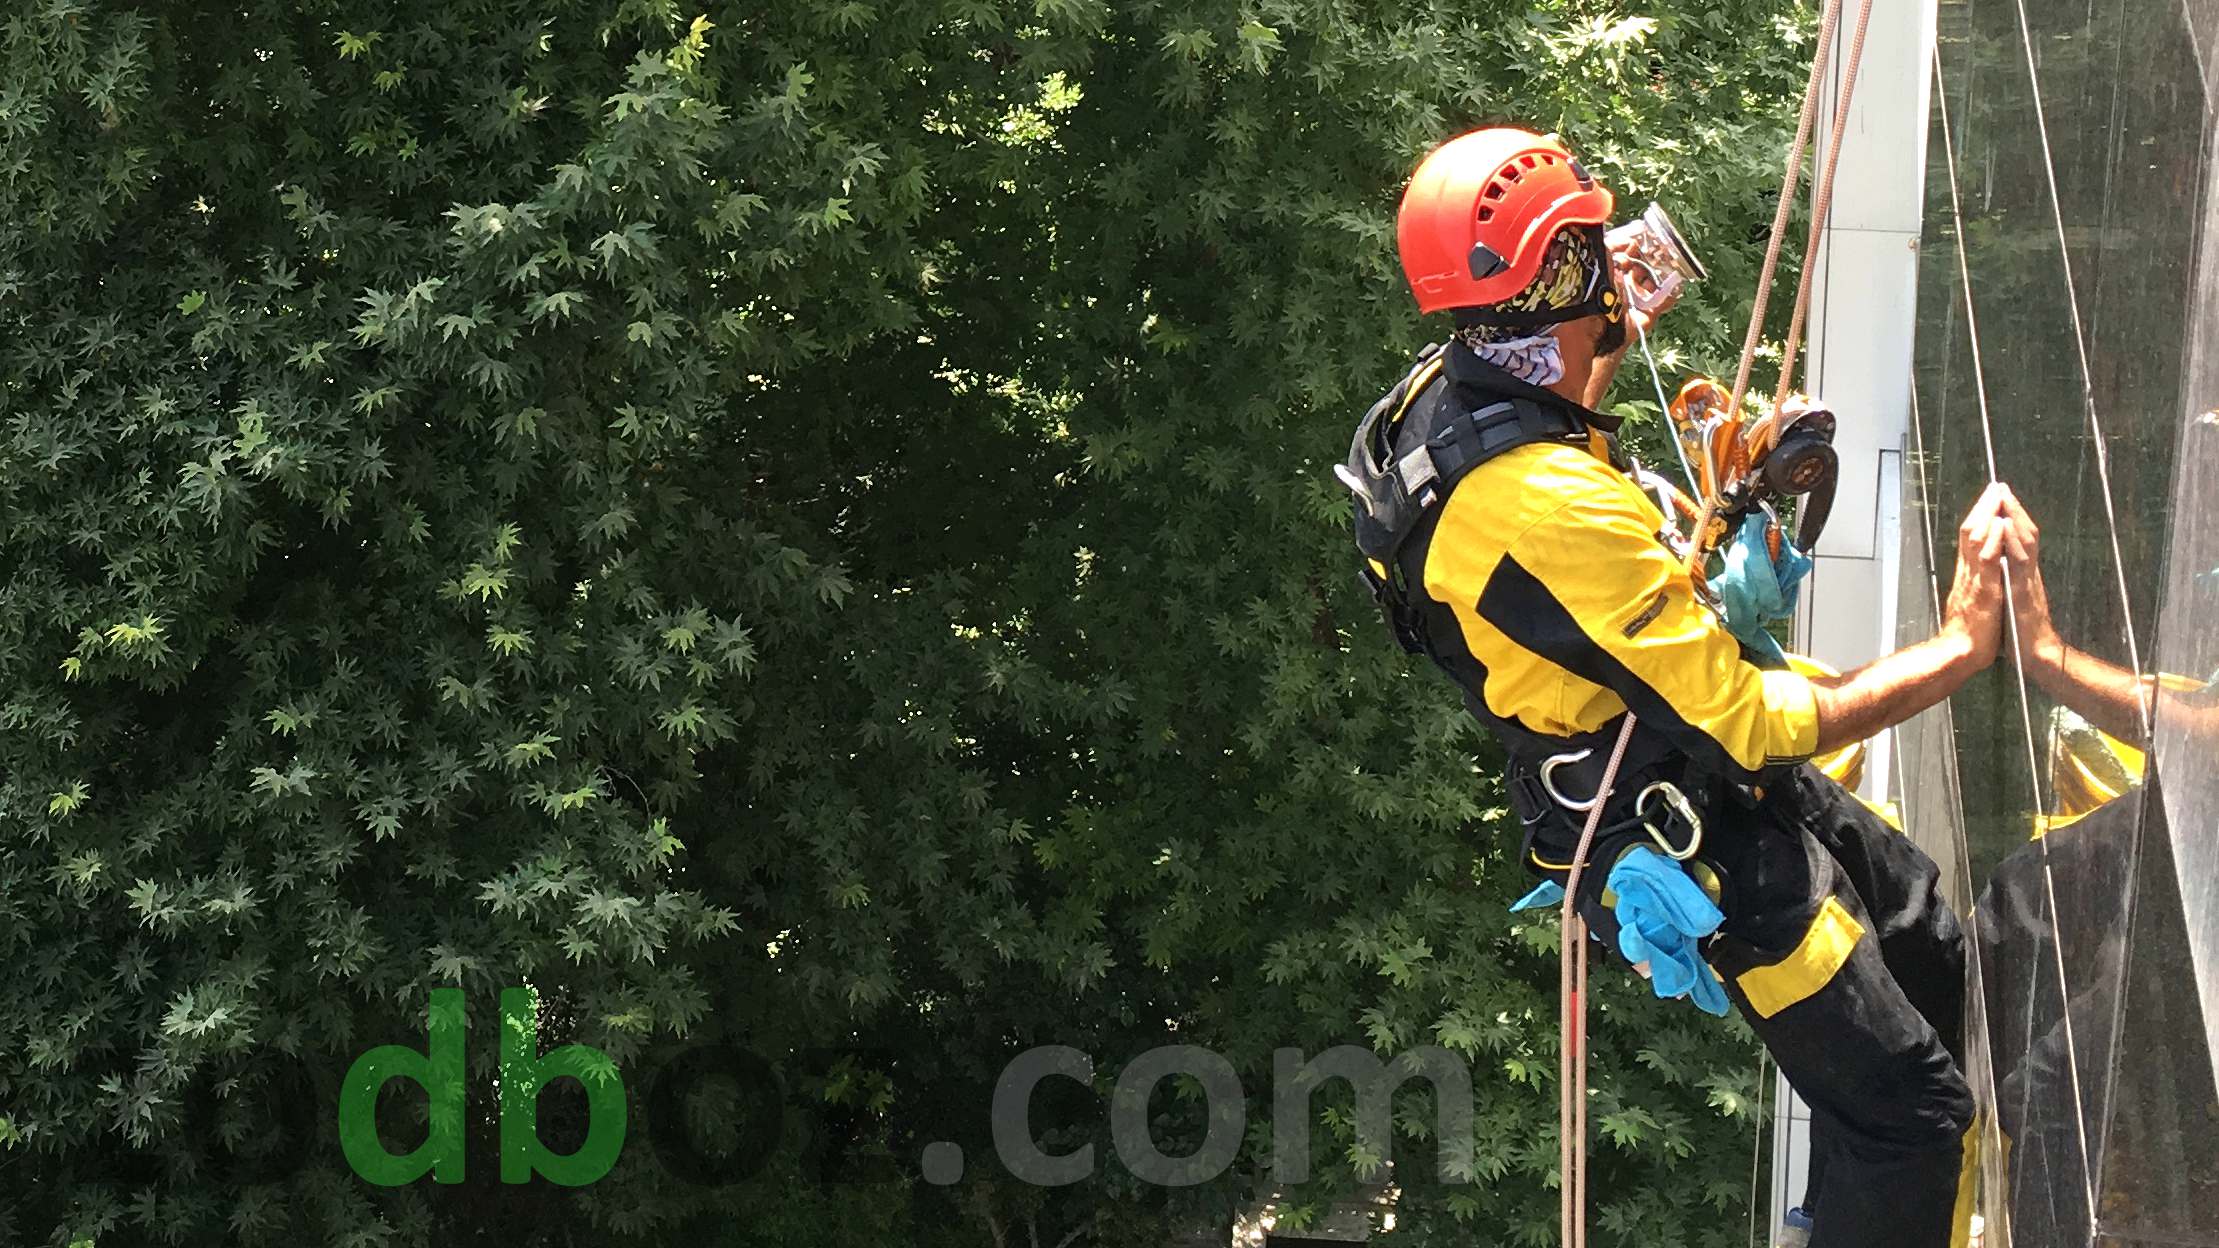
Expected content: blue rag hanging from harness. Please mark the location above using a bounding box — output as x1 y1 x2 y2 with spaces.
1512 847 1728 1016
1715 512 1813 668
1607 846 1730 1016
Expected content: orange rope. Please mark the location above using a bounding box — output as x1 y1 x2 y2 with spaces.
1572 4 1879 1246
1682 0 1840 582
1559 713 1638 1248
1725 0 1845 427
1770 0 1880 422
1681 0 1877 577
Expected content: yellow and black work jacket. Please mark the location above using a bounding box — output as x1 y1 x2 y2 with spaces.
1342 342 1823 942
1409 346 1820 787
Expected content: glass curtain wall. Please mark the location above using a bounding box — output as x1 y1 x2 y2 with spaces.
1902 0 2219 1243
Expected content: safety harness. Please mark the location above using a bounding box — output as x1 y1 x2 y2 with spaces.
1338 343 1724 947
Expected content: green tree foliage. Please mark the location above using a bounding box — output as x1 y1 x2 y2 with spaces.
0 1 1813 1243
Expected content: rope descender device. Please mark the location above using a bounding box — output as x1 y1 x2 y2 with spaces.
1662 378 1841 573
1610 203 1838 566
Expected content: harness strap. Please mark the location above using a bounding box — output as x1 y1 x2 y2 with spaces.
1345 358 1595 656
1350 352 1589 531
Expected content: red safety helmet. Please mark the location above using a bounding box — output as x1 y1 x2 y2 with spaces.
1396 128 1616 316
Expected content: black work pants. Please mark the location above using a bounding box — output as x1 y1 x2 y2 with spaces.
1700 765 1975 1248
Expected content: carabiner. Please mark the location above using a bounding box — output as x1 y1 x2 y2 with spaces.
1636 781 1704 860
1539 748 1601 812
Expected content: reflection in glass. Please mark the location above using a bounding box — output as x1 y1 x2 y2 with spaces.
1899 0 2219 1243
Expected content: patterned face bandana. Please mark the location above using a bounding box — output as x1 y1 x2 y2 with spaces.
1454 225 1610 386
1456 331 1569 386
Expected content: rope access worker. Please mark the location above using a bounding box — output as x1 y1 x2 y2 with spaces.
1340 127 2028 1247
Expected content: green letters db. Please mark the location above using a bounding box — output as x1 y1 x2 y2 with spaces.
337 987 628 1186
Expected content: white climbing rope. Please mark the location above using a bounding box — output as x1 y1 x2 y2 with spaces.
1930 33 2103 1235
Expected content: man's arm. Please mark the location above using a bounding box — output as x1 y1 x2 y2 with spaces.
1806 630 1983 756
1581 242 1669 409
1575 239 2017 757
2022 640 2155 746
1805 482 2019 754
1468 472 1826 783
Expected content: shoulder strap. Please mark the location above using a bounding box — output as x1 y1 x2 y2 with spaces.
1338 346 1594 654
1340 357 1590 574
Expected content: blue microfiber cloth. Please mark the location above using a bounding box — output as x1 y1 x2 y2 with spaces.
1510 880 1566 912
1715 513 1812 669
1607 846 1731 1016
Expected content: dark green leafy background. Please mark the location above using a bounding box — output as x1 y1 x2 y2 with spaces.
0 1 1813 1243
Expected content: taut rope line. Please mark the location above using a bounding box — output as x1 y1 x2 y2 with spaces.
1558 713 1639 1248
1930 35 2100 1230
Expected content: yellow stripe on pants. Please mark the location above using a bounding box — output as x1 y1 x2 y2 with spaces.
1735 895 1866 1018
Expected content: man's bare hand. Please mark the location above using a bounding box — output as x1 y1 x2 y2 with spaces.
1608 240 1681 337
1808 482 2041 753
1982 488 2157 739
1941 482 2022 671
1992 488 2062 668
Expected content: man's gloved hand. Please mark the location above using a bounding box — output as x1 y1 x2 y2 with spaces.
1716 512 1812 668
1608 845 1731 1016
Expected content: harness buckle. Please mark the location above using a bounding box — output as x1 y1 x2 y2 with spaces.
1394 445 1440 502
1507 768 1556 828
1635 781 1704 860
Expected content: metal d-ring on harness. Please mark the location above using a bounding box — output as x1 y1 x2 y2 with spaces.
1538 748 1601 812
1538 748 1706 858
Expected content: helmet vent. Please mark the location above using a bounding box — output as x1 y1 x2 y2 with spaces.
1483 182 1507 200
1521 154 1539 168
1477 205 1495 222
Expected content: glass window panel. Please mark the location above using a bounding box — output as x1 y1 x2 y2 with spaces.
1908 0 2218 1242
